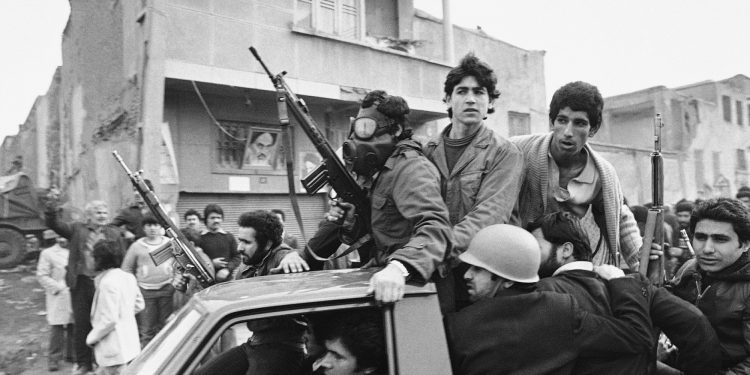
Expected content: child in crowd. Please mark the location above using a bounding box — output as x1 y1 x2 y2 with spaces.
86 240 143 375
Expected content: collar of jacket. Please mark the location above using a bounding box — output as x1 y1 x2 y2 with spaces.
705 251 750 281
200 228 227 235
241 243 292 278
382 138 423 171
552 261 594 276
426 123 492 177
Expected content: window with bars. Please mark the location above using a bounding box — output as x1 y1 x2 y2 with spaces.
294 0 363 40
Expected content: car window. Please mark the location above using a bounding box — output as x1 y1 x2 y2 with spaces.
188 306 390 375
127 307 205 375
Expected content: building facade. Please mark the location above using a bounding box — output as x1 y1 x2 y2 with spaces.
5 0 547 241
601 74 750 206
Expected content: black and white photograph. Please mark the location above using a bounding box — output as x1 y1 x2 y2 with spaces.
0 0 749 374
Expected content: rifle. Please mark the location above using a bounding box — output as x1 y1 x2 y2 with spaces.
249 47 371 233
112 151 215 288
638 114 666 286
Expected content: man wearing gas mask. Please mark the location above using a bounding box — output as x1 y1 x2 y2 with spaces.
326 90 453 304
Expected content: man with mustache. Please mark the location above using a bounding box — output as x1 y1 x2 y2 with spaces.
531 211 720 375
512 81 642 270
669 198 750 374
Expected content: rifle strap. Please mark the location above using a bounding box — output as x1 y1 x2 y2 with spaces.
305 234 372 262
276 90 306 243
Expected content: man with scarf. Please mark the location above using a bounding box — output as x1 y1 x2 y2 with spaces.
669 198 750 374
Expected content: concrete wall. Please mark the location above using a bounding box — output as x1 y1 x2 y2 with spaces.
58 0 140 210
603 76 750 204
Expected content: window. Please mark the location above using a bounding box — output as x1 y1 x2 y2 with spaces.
738 149 748 171
713 151 722 181
294 0 364 40
215 121 289 173
747 104 750 126
508 111 531 136
694 149 705 187
738 100 744 125
722 95 732 122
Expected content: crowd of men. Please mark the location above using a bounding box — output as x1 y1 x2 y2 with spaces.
33 51 750 375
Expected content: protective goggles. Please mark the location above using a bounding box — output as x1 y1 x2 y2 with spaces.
349 105 394 139
350 117 393 139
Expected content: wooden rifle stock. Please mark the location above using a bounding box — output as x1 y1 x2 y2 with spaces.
638 114 666 286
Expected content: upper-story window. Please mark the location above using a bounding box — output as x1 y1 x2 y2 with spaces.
722 95 732 122
737 100 744 125
295 0 364 40
738 149 748 171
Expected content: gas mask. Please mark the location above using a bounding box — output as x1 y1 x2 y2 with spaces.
342 105 399 177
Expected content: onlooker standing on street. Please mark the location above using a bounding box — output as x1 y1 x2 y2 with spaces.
183 209 202 232
87 241 144 375
121 214 174 348
271 209 299 250
197 204 239 282
45 198 125 375
36 229 74 372
668 198 750 374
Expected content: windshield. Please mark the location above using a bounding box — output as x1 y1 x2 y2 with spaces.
123 306 205 375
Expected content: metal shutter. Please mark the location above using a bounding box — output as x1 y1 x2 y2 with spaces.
176 193 327 249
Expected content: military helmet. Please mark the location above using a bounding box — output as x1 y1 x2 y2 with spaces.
459 224 541 283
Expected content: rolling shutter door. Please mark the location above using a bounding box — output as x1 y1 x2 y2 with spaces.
176 193 327 249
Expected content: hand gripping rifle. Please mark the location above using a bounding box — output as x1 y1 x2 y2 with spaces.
112 151 215 288
638 114 666 286
249 47 371 234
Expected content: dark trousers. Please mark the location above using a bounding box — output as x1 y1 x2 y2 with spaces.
71 275 95 369
137 285 175 348
48 323 74 364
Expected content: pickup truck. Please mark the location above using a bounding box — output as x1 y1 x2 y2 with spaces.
124 268 453 375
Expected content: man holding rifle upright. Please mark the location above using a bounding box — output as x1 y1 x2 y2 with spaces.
281 90 452 307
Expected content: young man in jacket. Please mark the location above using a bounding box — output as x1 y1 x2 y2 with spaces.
512 81 642 270
444 224 653 375
531 211 721 375
669 198 750 374
424 53 525 311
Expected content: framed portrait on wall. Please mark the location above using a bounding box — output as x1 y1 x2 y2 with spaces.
242 127 286 171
